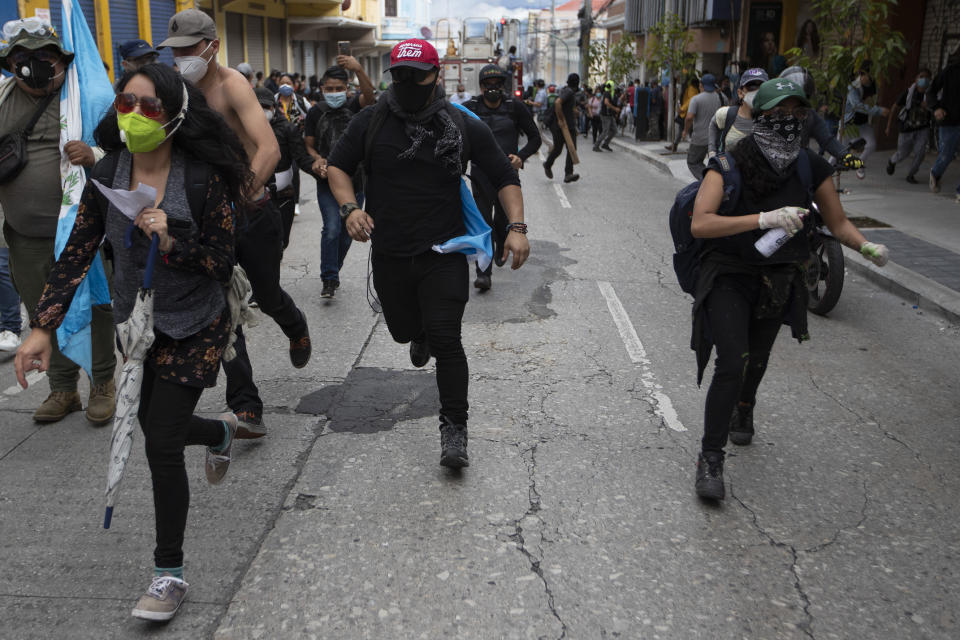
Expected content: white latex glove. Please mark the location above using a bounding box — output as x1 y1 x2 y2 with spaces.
860 241 889 266
707 150 717 160
758 206 806 235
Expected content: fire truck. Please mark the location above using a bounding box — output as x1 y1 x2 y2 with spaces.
435 18 523 98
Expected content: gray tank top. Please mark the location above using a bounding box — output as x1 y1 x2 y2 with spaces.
104 149 225 339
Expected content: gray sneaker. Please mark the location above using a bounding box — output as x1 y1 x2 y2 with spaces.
131 574 188 621
205 413 238 485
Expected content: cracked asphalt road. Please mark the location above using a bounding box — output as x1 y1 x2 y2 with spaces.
2 135 959 639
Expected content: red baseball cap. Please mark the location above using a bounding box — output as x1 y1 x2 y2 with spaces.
387 39 440 71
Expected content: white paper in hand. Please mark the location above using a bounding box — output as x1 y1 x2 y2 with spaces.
91 179 157 221
274 167 294 192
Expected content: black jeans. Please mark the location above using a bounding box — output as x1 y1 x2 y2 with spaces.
276 189 295 251
471 179 507 278
701 274 783 454
372 250 469 425
545 122 577 176
224 199 307 414
138 365 223 568
591 116 602 144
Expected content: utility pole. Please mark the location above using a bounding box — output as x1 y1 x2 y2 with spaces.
551 0 557 85
667 0 677 149
579 0 591 84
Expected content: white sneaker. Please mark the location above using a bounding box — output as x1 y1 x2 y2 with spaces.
294 203 301 216
856 168 865 180
0 330 20 352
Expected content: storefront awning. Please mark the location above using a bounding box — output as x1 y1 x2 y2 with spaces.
287 16 376 45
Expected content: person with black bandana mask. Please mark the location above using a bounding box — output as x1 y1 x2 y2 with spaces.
688 79 889 501
463 64 541 291
326 39 529 469
0 19 117 425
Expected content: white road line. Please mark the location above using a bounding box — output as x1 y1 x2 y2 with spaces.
596 281 686 432
553 183 571 208
2 371 45 397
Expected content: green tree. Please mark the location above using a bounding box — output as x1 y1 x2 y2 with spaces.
587 39 608 87
786 0 906 136
608 34 640 85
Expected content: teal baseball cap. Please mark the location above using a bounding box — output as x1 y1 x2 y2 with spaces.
753 77 810 111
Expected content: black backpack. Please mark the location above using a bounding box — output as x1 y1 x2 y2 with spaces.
362 99 472 176
669 154 742 295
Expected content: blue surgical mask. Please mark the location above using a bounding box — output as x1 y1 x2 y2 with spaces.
278 84 294 97
324 91 347 108
917 77 929 89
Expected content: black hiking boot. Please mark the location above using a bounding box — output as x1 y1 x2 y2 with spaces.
695 452 725 500
439 418 469 468
728 403 755 446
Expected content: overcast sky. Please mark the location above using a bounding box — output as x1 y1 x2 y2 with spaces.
428 0 553 22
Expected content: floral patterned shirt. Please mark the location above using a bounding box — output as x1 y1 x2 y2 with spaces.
32 162 236 388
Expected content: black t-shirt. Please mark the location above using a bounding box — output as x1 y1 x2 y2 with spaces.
600 90 615 117
555 85 577 129
705 149 834 265
304 95 363 155
327 105 521 257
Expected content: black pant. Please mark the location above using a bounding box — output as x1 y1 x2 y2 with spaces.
545 122 577 176
471 179 507 277
276 189 295 251
372 250 469 425
223 199 307 414
591 116 602 144
138 365 223 568
701 274 783 454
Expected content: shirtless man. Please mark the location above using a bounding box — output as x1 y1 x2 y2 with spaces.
160 9 310 438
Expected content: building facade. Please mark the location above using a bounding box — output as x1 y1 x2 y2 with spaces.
10 0 396 84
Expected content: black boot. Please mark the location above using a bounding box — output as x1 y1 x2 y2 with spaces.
728 403 755 446
439 417 469 468
695 452 725 500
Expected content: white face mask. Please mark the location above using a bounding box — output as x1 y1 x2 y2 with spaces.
263 108 273 121
743 90 758 109
174 41 215 84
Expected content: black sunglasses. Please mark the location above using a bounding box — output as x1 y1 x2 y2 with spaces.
390 67 433 84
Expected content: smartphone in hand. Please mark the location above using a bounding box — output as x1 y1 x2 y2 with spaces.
338 41 351 58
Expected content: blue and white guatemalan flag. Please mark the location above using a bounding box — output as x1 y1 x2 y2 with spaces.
432 102 494 271
54 0 114 376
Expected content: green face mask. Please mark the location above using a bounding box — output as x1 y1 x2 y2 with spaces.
117 111 179 153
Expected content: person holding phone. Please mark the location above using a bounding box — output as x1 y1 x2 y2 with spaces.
15 63 252 621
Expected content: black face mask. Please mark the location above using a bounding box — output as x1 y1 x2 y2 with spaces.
393 79 436 113
16 57 57 90
483 88 503 103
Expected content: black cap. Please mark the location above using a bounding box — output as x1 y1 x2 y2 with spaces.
118 39 157 60
254 87 275 107
479 64 507 84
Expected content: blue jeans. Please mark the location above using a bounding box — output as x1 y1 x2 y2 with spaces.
931 125 960 190
316 181 361 283
0 248 21 334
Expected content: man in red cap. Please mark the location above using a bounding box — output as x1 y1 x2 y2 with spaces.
327 39 530 469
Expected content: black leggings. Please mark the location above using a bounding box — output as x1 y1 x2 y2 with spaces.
138 365 224 568
372 250 469 425
701 274 783 454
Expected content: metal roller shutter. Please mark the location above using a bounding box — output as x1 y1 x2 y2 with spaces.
267 17 285 76
226 12 243 68
150 0 176 66
110 0 140 64
49 0 98 44
246 15 264 76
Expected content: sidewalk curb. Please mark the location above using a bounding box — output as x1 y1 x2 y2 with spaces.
840 245 960 323
608 136 960 324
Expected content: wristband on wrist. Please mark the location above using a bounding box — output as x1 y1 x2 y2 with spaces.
160 238 174 263
505 222 528 234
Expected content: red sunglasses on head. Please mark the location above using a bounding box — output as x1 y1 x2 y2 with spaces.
114 92 165 120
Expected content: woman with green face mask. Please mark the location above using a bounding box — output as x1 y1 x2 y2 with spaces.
14 63 254 622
